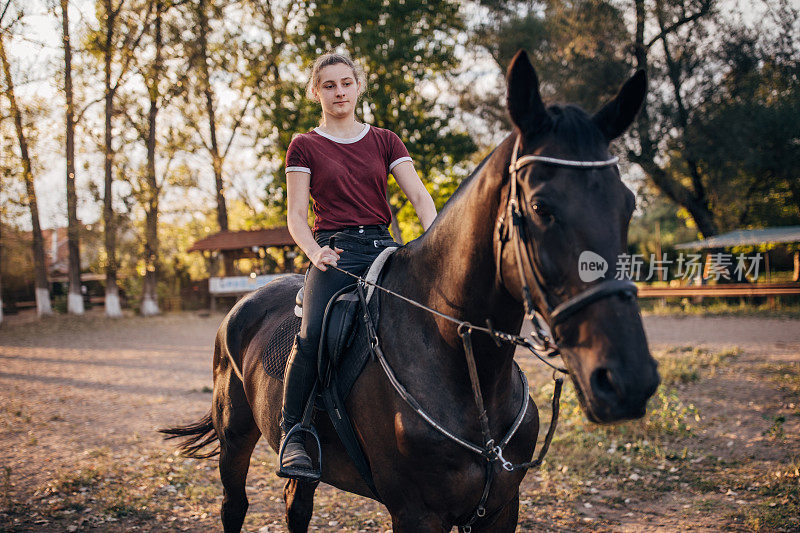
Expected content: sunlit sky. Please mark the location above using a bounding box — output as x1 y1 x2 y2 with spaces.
2 0 769 230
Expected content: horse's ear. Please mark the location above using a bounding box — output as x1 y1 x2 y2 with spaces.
506 50 551 137
592 70 647 142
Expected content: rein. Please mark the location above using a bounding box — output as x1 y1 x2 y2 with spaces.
325 135 639 531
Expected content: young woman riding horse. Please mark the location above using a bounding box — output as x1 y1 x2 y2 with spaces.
162 50 660 532
281 52 437 478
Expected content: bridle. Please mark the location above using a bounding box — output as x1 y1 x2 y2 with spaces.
497 135 638 356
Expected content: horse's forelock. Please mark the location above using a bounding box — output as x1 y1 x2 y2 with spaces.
540 104 608 158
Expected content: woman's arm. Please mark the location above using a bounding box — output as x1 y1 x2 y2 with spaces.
286 171 341 271
391 161 437 230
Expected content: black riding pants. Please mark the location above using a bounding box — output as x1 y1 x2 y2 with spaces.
296 225 398 360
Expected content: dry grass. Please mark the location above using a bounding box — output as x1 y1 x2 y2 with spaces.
514 346 799 532
1 313 798 531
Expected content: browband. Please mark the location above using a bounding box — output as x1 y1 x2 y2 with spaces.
510 154 619 172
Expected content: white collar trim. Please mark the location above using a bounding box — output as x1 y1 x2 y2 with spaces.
314 123 370 144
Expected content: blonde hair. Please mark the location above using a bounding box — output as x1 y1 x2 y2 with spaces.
305 52 367 102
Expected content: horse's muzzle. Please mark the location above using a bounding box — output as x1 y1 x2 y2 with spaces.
584 359 660 423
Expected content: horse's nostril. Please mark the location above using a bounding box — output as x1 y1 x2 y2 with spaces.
591 367 621 401
619 290 635 302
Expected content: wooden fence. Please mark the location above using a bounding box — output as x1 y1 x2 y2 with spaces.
637 282 800 298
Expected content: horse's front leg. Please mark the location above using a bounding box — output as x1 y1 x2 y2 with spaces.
283 478 319 533
388 509 449 533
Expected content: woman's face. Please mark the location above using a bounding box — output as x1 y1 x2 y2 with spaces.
315 63 360 121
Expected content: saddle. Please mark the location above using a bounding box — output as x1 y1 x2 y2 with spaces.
296 246 393 365
268 246 397 496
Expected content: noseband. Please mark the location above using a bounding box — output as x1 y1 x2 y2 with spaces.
498 136 638 354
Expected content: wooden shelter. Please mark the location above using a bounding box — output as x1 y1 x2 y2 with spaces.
675 225 800 282
188 227 302 310
188 227 297 262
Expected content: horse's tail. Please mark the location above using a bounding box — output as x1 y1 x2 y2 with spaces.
158 410 220 459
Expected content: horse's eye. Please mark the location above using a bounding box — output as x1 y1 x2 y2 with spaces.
531 202 554 223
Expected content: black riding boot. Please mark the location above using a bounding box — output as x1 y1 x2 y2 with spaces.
278 335 318 478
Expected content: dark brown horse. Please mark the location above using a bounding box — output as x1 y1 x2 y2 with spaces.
162 50 659 532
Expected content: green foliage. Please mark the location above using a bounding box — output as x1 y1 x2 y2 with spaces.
627 194 700 258
0 223 35 302
543 378 699 449
83 0 152 68
257 79 321 216
641 299 800 318
52 468 103 493
762 414 786 439
643 387 701 436
685 26 800 229
51 294 68 314
738 461 800 531
471 0 799 238
156 213 215 281
540 347 741 472
300 0 477 235
657 346 741 385
473 0 631 111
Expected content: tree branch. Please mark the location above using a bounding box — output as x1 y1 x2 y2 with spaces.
0 0 13 28
645 3 713 49
110 0 154 93
74 95 104 125
656 2 707 204
186 116 211 153
222 92 254 159
121 107 147 140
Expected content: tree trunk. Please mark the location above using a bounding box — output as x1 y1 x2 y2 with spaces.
140 0 163 317
61 0 84 315
282 247 297 273
0 36 52 316
630 0 718 239
103 0 122 317
195 0 233 276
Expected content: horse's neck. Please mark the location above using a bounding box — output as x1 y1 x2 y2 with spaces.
387 136 523 389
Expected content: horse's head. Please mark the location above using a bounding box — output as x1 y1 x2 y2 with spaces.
499 50 659 423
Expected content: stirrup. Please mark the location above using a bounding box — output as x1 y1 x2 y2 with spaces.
277 423 322 481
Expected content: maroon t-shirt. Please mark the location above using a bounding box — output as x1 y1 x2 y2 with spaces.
285 124 412 232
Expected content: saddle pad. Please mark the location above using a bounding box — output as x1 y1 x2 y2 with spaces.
262 315 302 379
261 292 381 403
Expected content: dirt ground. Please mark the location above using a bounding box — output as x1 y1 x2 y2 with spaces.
1 310 798 532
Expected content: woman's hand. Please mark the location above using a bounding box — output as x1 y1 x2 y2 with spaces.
310 246 344 271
